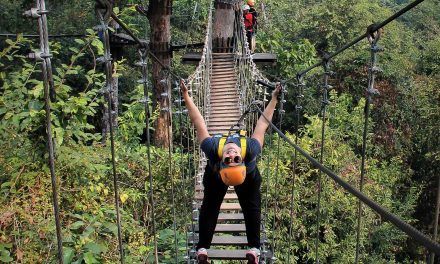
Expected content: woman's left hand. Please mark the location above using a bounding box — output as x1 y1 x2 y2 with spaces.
272 82 282 99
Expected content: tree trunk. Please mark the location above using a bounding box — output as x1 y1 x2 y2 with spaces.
213 0 238 53
148 0 172 148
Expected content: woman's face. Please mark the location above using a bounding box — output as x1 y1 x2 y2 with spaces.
222 143 242 166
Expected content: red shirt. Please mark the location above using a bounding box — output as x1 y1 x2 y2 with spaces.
244 13 253 32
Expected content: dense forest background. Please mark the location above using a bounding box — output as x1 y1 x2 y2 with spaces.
0 0 439 263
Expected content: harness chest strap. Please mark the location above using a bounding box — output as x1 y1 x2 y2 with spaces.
217 132 247 160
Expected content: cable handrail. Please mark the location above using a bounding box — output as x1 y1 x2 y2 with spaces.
253 106 440 255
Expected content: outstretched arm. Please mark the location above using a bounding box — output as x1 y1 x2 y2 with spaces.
180 79 210 144
251 83 281 148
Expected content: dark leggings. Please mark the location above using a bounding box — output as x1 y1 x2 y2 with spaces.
196 166 262 249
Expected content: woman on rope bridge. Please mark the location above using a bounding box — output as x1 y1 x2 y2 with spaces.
180 79 281 264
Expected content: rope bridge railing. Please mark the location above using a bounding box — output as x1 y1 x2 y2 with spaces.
256 0 439 262
185 0 213 187
234 7 270 135
184 1 214 261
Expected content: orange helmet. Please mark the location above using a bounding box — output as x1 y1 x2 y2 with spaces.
247 0 255 7
219 165 246 186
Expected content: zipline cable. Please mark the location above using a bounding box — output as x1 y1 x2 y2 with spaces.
355 27 382 263
95 5 125 263
252 107 440 255
24 0 64 262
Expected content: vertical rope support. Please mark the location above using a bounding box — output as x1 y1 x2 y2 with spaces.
185 2 213 260
430 175 440 264
163 74 179 264
25 0 63 262
271 85 285 262
137 48 159 263
95 6 125 263
315 59 331 264
355 27 382 263
173 80 191 262
287 76 305 263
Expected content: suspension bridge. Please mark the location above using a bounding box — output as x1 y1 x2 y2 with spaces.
17 0 440 263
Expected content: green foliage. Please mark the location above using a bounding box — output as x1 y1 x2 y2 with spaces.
0 0 439 262
0 131 191 263
260 92 420 263
0 32 104 146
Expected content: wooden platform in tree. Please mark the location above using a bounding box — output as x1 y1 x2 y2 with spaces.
182 52 277 65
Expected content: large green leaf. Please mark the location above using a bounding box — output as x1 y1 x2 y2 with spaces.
63 247 75 263
84 242 106 255
83 252 98 264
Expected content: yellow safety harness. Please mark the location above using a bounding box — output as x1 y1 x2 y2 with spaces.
217 130 247 160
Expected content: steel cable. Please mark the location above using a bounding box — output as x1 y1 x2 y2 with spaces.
270 85 286 262
25 0 64 262
137 48 159 263
95 7 125 263
287 76 305 263
355 29 382 263
252 107 440 255
162 72 179 264
293 0 426 79
314 59 331 263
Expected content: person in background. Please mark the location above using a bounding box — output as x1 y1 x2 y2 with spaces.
243 5 255 52
247 0 258 34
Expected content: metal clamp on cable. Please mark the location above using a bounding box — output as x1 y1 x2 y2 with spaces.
23 6 49 18
366 23 382 45
27 51 52 61
95 0 112 22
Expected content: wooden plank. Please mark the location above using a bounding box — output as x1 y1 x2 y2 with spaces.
211 70 235 75
211 70 236 75
211 102 239 107
220 203 242 210
189 235 248 246
208 118 239 124
218 213 244 221
211 76 237 81
212 59 234 63
210 85 236 90
210 94 237 99
207 249 248 260
210 91 237 96
193 224 246 233
210 98 238 103
208 111 239 116
195 193 238 200
208 126 235 130
212 65 235 69
213 53 234 57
